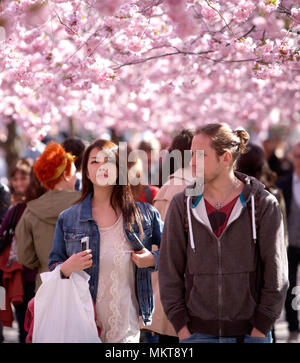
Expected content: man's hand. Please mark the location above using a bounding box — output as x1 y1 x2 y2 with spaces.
178 325 192 340
131 248 155 268
250 327 265 337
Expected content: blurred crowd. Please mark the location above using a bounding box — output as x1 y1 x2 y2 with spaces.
0 126 299 343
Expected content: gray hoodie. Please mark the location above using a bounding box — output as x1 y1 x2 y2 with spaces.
158 172 289 336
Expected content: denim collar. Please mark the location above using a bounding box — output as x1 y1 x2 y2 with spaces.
79 193 94 222
79 193 145 250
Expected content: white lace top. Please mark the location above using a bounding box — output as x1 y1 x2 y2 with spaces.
95 214 140 343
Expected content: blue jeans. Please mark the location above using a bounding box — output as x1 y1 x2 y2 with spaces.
180 331 273 343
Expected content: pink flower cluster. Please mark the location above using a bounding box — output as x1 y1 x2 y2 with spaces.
0 0 299 143
233 0 256 23
291 8 300 22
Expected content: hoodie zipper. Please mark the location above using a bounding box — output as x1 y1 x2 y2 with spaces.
217 236 222 337
188 199 255 337
215 202 257 337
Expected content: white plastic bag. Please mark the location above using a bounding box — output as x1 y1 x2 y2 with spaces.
33 266 101 343
0 286 5 310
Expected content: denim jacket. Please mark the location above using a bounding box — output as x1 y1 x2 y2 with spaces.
48 193 164 325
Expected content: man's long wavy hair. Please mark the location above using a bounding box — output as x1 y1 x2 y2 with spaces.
77 139 144 239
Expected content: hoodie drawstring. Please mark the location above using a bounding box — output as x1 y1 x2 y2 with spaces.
251 194 257 244
247 178 257 244
186 196 196 253
187 182 257 251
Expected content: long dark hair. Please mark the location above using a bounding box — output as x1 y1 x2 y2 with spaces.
77 139 144 238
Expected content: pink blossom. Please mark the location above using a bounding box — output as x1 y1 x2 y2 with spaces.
94 67 115 83
62 12 80 35
0 0 298 142
234 37 255 54
159 82 175 94
253 63 283 80
23 29 42 44
291 8 300 22
200 2 220 21
93 0 122 16
258 0 279 14
127 36 144 53
233 0 256 23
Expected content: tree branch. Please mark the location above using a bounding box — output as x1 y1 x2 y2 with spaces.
112 49 216 69
205 0 237 37
55 10 79 36
112 47 259 69
239 25 256 40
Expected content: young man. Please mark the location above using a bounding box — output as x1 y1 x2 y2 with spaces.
277 142 300 342
159 123 289 343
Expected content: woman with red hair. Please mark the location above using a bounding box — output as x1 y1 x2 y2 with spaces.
15 142 80 291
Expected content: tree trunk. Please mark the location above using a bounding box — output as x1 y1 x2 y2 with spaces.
68 117 77 136
0 119 23 177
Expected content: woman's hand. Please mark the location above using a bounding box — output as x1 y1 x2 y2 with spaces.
131 248 155 268
60 249 93 277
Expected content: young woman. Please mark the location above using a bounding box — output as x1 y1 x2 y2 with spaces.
16 142 80 291
48 139 164 343
9 158 33 205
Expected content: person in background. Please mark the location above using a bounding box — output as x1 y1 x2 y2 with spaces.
142 129 194 344
128 146 160 205
127 146 160 343
62 136 86 191
0 171 46 343
137 139 161 187
8 158 33 205
236 143 288 248
0 181 10 343
276 142 300 343
154 129 194 220
15 142 80 291
0 158 33 341
0 182 10 226
236 142 289 343
263 138 293 181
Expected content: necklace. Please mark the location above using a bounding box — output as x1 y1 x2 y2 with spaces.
208 178 240 210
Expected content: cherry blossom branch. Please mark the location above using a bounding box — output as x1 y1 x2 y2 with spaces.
112 47 258 70
139 0 164 15
239 25 256 40
205 0 238 38
54 10 79 36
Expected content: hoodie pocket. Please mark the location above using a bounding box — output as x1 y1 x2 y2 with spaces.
222 272 257 320
186 274 218 320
